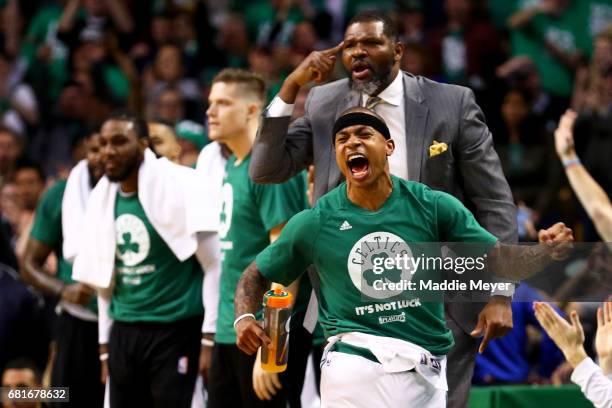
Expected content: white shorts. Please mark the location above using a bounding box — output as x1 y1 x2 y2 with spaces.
320 351 446 408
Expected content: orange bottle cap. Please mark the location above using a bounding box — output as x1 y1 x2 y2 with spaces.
264 288 293 308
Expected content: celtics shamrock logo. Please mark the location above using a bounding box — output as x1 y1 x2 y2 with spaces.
118 232 139 255
115 214 150 266
347 231 413 300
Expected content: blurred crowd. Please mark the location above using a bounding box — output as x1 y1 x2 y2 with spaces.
0 0 611 396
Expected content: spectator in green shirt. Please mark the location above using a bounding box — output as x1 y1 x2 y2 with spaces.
508 0 591 97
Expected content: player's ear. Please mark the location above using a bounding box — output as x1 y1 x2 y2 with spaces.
247 102 261 120
394 41 404 64
173 141 182 159
386 139 395 156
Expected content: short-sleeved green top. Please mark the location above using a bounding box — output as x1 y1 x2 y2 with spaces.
256 176 497 355
215 154 307 344
109 192 203 323
30 180 97 312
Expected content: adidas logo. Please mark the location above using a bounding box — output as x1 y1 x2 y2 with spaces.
339 220 352 231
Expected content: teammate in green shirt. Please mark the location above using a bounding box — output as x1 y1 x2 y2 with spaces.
205 68 308 408
91 111 221 408
234 107 574 407
23 131 104 407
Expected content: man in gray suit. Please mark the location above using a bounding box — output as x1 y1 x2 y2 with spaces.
249 11 516 407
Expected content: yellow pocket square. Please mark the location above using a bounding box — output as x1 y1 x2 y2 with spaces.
429 140 448 157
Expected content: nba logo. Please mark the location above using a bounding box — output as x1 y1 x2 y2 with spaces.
178 356 188 374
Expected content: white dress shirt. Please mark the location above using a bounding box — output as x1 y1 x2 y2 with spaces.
570 357 612 408
359 71 408 180
266 71 409 179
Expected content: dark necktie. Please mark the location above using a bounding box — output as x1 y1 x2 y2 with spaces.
365 95 382 110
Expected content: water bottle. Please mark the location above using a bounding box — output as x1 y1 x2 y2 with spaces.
261 287 293 373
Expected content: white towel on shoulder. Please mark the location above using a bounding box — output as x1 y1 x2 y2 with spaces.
195 141 227 221
73 149 217 290
61 160 92 262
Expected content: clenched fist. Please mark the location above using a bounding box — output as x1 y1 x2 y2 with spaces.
538 221 574 261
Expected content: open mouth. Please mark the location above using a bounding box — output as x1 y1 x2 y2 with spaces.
347 153 370 181
351 61 372 81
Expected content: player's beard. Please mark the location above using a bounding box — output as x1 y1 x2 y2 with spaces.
106 152 142 182
349 64 393 96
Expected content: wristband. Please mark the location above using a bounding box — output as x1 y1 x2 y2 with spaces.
233 313 256 329
99 353 109 362
562 158 581 168
201 338 214 347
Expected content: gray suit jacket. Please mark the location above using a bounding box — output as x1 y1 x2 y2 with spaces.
250 72 518 332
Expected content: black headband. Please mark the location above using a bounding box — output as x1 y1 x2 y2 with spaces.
332 112 391 142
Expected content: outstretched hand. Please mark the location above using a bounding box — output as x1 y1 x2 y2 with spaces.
554 110 578 161
534 302 587 368
595 301 612 374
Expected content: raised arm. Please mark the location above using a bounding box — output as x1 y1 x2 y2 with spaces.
249 42 343 184
555 110 612 241
249 98 314 184
58 0 80 33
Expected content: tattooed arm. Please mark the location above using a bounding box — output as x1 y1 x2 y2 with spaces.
234 261 272 355
488 244 553 280
235 210 317 354
489 222 574 280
